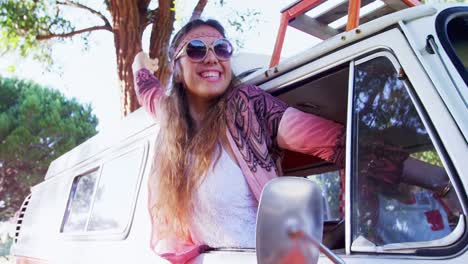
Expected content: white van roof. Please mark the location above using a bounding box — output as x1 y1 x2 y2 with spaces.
45 108 156 180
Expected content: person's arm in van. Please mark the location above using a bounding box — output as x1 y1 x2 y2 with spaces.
402 157 460 214
132 51 163 116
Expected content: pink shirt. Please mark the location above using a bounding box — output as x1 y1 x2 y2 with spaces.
134 68 345 263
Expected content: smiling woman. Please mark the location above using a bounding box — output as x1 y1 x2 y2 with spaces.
174 26 233 104
132 18 346 264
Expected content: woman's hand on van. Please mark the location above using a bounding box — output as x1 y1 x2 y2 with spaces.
132 51 159 74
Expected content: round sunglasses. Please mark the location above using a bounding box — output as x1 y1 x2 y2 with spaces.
175 38 233 62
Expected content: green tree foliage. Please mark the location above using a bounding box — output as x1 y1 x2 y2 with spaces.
0 76 98 221
0 0 73 63
411 150 443 167
308 172 342 220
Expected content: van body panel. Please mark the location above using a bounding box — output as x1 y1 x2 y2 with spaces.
194 251 257 263
12 110 164 263
45 109 156 180
196 250 468 264
396 6 468 141
14 176 68 260
15 256 48 264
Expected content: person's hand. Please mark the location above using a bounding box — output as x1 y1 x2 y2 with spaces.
132 51 159 73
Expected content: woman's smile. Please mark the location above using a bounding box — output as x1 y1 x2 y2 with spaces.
198 69 223 82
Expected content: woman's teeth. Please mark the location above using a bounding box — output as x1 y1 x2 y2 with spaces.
201 71 220 78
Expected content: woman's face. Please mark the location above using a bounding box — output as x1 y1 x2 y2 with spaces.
177 25 233 102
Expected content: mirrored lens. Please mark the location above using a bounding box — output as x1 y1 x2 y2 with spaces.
213 39 233 60
186 39 207 61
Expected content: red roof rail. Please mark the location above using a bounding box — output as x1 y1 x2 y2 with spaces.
270 0 421 67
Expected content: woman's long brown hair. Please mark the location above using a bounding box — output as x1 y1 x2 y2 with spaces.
149 19 239 240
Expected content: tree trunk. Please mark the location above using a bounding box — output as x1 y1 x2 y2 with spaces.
108 0 206 116
0 163 35 221
109 0 145 117
149 0 176 88
190 0 207 21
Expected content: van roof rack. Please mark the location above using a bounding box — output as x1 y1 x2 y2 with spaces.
270 0 421 67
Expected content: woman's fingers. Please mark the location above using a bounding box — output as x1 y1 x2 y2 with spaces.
132 52 159 73
132 51 147 72
147 57 159 72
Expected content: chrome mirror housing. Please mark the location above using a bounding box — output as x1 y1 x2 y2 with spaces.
256 177 344 264
256 177 323 264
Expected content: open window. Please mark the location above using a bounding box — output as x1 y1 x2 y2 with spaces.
350 52 465 253
276 63 350 251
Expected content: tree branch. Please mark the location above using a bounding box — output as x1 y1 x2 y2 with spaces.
138 0 152 12
145 8 158 28
190 0 208 21
36 25 112 40
56 0 112 29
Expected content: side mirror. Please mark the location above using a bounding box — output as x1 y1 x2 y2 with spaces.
256 177 344 264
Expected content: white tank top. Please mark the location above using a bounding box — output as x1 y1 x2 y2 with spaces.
190 146 257 248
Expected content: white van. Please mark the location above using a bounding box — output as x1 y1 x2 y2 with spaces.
12 2 467 264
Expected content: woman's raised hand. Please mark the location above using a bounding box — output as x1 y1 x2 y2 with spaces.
132 51 159 73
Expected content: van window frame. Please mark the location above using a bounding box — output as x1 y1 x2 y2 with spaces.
59 142 148 240
435 6 468 86
61 167 101 234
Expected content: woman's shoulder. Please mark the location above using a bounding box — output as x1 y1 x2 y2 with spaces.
226 83 288 116
227 84 267 101
237 83 264 94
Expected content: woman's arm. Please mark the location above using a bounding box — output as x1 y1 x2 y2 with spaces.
242 85 344 166
132 51 164 116
277 107 346 167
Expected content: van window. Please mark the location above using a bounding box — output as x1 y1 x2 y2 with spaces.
61 146 146 235
447 14 468 70
62 170 99 232
308 171 342 221
351 55 463 249
447 14 468 85
437 8 468 86
87 148 145 231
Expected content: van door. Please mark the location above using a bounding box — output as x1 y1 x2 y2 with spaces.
348 51 467 258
